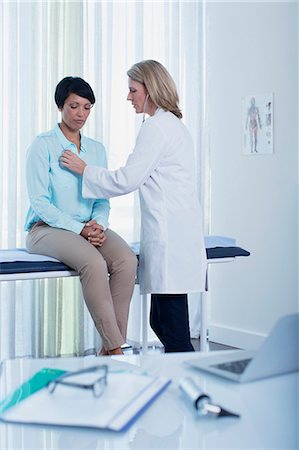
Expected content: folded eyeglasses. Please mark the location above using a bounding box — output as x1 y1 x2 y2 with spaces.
47 365 108 398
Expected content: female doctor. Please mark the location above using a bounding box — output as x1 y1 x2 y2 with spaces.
61 60 207 353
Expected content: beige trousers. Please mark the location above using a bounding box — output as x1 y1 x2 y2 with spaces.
26 223 138 351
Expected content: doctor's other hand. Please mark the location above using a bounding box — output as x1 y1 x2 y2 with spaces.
60 150 86 175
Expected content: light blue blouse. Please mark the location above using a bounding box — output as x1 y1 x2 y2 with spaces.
25 124 110 234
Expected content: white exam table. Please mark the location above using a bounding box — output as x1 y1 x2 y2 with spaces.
0 237 250 353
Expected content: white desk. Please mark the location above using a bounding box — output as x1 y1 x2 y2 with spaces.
0 353 297 449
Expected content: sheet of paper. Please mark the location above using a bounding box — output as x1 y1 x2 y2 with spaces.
0 249 60 263
204 236 236 248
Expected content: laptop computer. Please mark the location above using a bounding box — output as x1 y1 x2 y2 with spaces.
185 313 299 383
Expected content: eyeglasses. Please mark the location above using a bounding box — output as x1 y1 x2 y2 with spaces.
47 365 108 398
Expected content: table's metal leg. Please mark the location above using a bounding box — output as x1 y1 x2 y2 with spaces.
199 290 209 352
141 294 148 354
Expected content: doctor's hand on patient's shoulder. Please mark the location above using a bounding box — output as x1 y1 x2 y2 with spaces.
80 220 106 247
60 150 86 175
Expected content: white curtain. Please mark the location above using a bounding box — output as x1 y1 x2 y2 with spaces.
0 0 205 361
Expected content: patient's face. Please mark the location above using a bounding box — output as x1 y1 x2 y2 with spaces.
60 93 92 132
127 78 147 114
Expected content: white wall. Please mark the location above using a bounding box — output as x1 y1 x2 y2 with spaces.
206 1 298 348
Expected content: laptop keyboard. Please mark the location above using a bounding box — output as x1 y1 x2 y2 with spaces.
212 358 252 374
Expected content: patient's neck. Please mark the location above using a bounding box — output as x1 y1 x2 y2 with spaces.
59 122 81 153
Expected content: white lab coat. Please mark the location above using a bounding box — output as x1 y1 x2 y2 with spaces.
83 108 207 294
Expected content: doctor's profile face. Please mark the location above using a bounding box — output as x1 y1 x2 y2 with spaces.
127 78 148 114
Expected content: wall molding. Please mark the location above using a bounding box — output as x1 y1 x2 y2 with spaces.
209 323 267 350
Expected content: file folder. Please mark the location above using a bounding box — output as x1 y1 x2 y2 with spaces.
0 367 171 432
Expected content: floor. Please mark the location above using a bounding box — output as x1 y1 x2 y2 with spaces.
125 338 237 354
191 338 237 352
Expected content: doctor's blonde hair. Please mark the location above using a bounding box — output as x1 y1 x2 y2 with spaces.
127 60 182 119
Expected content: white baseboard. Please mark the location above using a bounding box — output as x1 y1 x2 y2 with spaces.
209 323 267 350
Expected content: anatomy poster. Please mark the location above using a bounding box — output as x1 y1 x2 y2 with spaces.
242 93 273 155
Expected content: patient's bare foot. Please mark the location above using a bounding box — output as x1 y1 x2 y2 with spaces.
97 346 123 356
107 347 123 355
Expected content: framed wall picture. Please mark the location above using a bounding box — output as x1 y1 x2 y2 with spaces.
242 93 273 155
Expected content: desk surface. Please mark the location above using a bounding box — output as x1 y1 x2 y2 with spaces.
0 352 297 450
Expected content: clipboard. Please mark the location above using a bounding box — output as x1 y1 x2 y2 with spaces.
0 367 171 432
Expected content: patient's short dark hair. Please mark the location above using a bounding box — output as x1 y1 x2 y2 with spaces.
54 77 96 108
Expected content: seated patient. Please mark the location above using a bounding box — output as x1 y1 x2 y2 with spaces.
24 76 137 355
